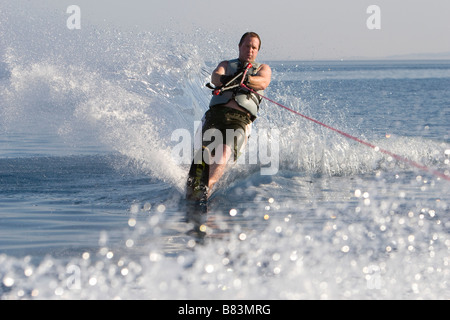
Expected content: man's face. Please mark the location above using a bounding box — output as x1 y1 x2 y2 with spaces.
239 36 260 63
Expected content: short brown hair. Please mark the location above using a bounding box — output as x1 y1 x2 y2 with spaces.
239 32 261 50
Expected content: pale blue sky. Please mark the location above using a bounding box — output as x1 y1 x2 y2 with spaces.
29 0 450 60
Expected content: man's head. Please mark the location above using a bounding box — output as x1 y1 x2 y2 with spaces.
239 32 261 63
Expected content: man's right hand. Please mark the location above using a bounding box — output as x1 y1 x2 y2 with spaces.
219 72 241 86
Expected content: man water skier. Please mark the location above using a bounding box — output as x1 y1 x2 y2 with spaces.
186 32 272 203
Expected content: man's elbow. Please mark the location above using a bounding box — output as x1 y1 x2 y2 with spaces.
256 78 271 91
261 79 271 90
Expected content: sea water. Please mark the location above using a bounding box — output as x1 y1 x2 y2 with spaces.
0 4 449 299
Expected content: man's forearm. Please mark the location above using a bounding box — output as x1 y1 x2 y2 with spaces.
246 75 270 91
211 72 224 87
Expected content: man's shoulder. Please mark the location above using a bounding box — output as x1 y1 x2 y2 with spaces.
256 62 271 72
218 60 229 66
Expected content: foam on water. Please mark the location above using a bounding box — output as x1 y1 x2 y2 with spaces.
1 2 449 299
1 173 449 299
0 4 216 191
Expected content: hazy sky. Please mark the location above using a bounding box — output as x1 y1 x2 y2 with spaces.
34 0 450 60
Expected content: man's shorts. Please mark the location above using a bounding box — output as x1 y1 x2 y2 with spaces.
195 105 252 162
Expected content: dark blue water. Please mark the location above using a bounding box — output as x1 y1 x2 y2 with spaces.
270 60 450 142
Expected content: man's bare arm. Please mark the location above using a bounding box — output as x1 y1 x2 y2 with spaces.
247 64 271 91
211 61 271 91
211 61 228 87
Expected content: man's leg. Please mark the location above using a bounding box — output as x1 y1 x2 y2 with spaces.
208 127 248 190
208 144 233 190
186 146 211 202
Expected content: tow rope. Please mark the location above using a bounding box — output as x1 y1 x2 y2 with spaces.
207 64 450 182
206 62 253 96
